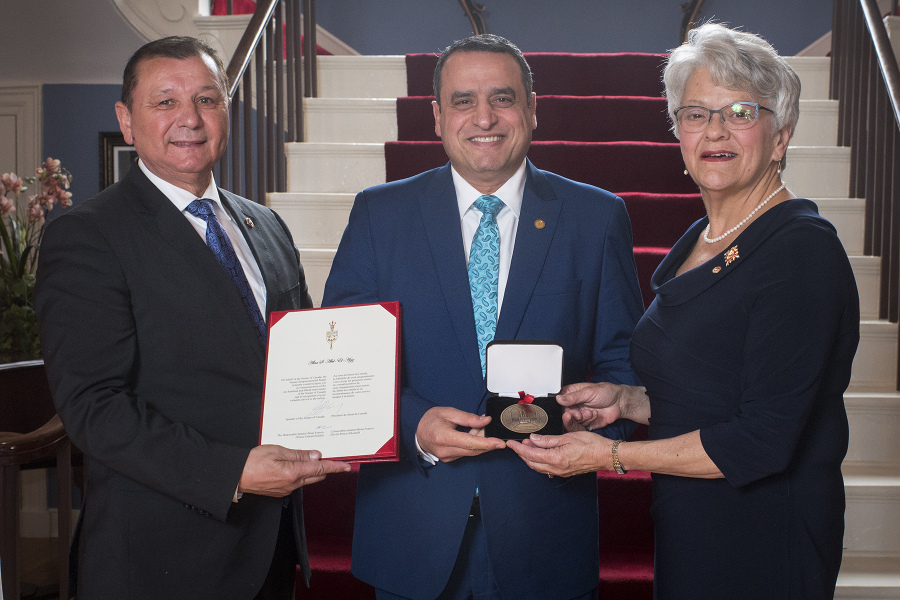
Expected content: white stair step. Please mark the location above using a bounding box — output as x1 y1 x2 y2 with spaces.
277 199 878 317
850 321 899 392
296 249 337 307
784 146 851 198
304 98 397 143
314 55 831 103
286 144 851 200
317 55 407 99
273 194 867 259
815 197 865 256
887 16 900 68
794 99 839 146
268 192 354 249
842 468 900 557
836 556 900 598
852 255 882 321
785 56 831 100
293 258 883 325
285 142 385 193
845 393 900 469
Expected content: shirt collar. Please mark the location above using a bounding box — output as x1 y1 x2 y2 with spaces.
138 159 223 215
453 160 527 220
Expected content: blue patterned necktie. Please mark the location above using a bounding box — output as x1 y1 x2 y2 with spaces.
468 194 505 376
185 199 267 346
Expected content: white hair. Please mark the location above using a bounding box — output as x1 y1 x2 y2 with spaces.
663 23 801 141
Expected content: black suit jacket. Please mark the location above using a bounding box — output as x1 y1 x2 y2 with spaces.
35 165 313 599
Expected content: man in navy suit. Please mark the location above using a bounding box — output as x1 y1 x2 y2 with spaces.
323 34 644 600
36 37 349 599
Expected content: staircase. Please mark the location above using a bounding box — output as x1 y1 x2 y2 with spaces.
274 51 900 598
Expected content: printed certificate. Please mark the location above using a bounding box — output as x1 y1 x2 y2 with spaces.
260 302 400 462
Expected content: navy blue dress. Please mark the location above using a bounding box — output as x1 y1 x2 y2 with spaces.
631 199 860 599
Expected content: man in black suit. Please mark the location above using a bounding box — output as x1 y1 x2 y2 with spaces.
35 36 349 600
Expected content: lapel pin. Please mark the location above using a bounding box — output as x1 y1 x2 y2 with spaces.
724 245 739 266
712 266 722 274
245 217 254 228
534 219 545 229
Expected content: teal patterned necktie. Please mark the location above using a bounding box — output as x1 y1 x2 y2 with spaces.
186 199 267 346
468 194 505 376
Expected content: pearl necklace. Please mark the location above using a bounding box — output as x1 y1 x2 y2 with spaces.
703 182 786 244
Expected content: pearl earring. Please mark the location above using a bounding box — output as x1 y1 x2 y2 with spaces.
684 169 688 176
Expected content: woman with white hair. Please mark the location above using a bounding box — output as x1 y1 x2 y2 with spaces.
509 23 860 598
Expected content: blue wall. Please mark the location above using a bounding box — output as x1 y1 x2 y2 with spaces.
42 84 122 211
315 0 832 57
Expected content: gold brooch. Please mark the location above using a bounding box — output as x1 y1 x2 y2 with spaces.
712 266 722 274
724 245 739 266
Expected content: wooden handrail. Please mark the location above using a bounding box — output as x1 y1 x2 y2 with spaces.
218 0 316 203
458 0 487 35
680 0 707 44
832 0 900 388
226 0 280 99
859 0 900 121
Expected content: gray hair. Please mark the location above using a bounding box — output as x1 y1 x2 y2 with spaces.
663 23 800 141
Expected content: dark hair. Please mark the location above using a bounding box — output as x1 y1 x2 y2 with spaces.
120 36 229 108
433 34 533 106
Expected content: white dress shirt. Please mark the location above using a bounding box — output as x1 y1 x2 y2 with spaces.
417 160 528 464
454 160 526 318
138 160 267 316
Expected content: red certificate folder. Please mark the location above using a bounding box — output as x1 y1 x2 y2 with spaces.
260 301 400 463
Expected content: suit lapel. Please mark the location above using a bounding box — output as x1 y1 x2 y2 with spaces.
495 162 561 341
125 168 265 360
419 166 485 388
219 190 279 317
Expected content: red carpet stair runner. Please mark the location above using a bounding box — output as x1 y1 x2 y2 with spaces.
300 52 706 599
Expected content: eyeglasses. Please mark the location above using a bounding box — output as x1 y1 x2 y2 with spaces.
673 102 774 132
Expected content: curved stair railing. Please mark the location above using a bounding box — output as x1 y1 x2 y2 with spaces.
832 0 900 388
214 0 317 204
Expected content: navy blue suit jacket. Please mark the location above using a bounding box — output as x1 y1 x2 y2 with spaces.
323 161 644 600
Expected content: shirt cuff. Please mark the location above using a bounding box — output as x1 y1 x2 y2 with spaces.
415 435 439 466
233 486 243 503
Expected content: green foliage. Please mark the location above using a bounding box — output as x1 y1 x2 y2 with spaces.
0 302 41 360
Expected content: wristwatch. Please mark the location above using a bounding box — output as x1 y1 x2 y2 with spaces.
611 439 627 475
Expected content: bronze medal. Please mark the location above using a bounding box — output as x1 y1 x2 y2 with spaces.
500 403 549 434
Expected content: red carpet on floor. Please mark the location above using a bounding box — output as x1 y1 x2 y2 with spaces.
385 140 695 194
405 53 667 97
301 51 702 600
397 95 673 143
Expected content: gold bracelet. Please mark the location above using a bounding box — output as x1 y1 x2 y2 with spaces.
611 439 627 475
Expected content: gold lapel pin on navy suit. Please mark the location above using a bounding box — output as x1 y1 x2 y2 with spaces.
245 217 254 228
534 219 545 229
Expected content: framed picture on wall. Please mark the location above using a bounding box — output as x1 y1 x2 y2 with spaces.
99 131 138 190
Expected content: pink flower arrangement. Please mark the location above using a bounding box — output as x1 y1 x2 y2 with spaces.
2 156 73 284
1 157 72 225
1 157 73 359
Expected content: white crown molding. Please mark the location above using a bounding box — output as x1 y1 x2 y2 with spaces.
110 0 191 41
110 0 356 59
